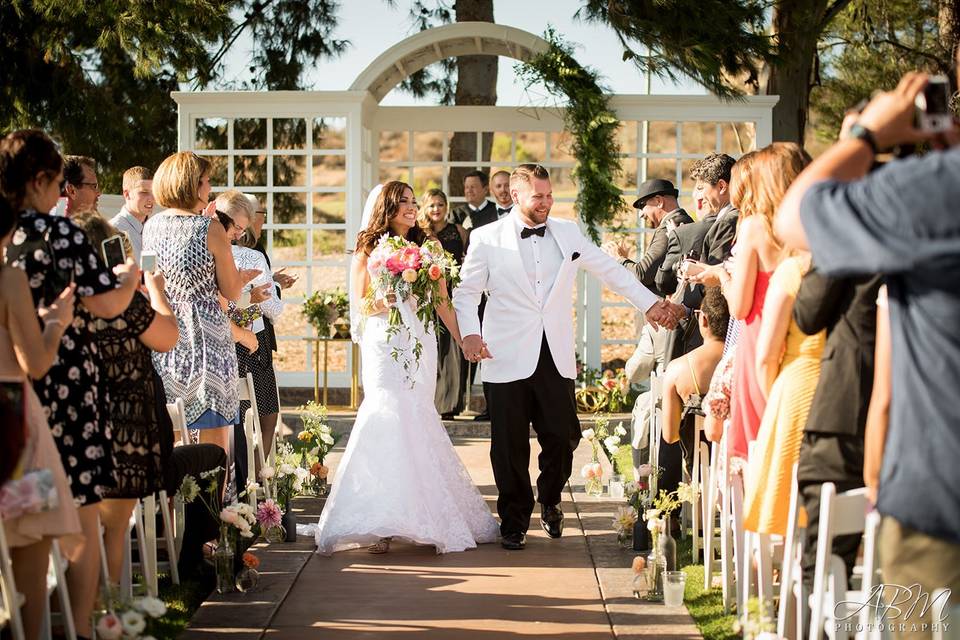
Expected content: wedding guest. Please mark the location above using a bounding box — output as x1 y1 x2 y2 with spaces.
142 152 257 470
775 71 960 629
449 170 498 230
490 170 514 215
690 143 810 460
73 211 179 586
62 154 100 216
418 188 468 419
110 166 154 262
659 286 729 506
214 190 281 464
742 252 824 537
0 196 81 640
1 129 140 639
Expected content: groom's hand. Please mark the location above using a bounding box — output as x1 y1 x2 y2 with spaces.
462 334 491 362
645 300 682 330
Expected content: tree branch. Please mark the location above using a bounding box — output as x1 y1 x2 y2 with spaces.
872 36 947 66
820 0 854 30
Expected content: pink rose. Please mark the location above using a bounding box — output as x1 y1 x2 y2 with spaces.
220 508 239 525
385 254 404 275
398 246 421 270
95 613 123 640
428 264 442 281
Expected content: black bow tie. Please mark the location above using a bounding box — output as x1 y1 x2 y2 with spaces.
520 226 546 239
497 207 511 215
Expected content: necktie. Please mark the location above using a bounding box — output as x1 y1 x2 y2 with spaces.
520 226 546 239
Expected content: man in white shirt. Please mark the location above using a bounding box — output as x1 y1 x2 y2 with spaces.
491 169 514 218
110 166 154 262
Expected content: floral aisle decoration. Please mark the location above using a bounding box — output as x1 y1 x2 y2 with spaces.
580 415 630 497
256 498 284 543
302 288 351 338
612 505 638 548
177 468 258 593
638 484 698 601
575 366 636 413
263 441 312 541
235 551 261 593
94 595 169 640
364 235 461 381
295 401 338 496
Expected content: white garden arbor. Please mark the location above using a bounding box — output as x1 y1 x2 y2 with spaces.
172 22 778 389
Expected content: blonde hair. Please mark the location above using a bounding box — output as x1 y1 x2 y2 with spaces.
214 188 255 221
416 188 447 234
731 142 811 243
122 166 152 192
509 163 550 190
152 152 210 210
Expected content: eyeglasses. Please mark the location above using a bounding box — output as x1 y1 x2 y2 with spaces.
79 181 100 191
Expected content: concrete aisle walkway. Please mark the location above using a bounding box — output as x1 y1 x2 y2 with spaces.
183 436 702 640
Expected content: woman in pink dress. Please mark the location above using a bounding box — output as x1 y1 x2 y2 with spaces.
689 143 812 460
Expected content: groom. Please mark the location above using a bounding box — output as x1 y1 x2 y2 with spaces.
453 164 684 550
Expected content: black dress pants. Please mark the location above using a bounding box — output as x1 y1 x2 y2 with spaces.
485 334 580 536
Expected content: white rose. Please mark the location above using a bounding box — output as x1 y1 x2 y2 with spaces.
581 428 595 441
121 610 146 636
614 422 627 437
260 466 275 480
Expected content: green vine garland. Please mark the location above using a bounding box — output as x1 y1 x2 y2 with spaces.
516 28 626 244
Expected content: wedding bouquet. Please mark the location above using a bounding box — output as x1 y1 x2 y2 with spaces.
365 234 461 378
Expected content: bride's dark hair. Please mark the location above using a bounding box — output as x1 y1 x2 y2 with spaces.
355 181 427 255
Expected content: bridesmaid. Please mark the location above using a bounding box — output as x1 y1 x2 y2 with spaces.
417 188 468 420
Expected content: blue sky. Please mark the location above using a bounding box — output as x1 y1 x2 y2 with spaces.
221 0 704 103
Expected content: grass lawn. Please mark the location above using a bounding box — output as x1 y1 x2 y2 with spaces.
677 531 739 640
152 571 214 639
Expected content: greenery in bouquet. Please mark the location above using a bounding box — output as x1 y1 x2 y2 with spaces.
295 401 339 461
575 366 636 413
177 467 259 547
302 288 350 336
94 595 169 640
364 234 461 381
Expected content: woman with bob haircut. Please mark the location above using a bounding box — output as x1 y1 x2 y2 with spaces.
142 152 259 481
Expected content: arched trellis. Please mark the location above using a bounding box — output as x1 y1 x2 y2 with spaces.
173 24 778 389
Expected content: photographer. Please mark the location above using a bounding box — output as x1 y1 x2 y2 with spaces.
776 71 960 637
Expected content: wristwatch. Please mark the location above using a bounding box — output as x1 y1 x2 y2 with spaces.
845 123 879 155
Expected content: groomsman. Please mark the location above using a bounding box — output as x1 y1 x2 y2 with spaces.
491 170 514 217
449 170 499 230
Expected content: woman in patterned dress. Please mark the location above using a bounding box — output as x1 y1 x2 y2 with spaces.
1 129 141 639
142 153 259 474
72 211 181 587
417 189 468 419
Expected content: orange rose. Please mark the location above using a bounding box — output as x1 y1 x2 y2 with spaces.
428 264 442 281
311 462 329 479
243 552 260 569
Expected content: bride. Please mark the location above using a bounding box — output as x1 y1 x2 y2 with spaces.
314 181 499 554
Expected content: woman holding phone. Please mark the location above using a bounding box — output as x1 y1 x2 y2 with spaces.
0 129 140 640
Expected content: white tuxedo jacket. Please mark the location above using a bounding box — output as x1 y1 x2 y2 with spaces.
453 215 660 383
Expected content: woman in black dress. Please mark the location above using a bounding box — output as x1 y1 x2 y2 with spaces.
72 211 180 587
0 129 140 639
418 189 468 419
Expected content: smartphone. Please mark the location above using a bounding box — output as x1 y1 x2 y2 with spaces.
140 250 157 272
916 75 953 133
101 234 126 269
51 197 68 217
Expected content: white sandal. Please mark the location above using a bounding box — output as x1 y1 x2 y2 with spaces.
367 538 391 554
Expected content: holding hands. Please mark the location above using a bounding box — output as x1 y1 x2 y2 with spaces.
645 299 685 330
461 334 492 363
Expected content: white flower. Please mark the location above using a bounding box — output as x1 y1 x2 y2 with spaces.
278 463 295 476
136 595 168 618
260 466 275 480
581 428 595 441
614 422 627 437
612 506 638 532
647 517 662 532
179 476 200 503
644 508 660 522
95 613 123 640
121 610 146 636
319 432 334 445
677 481 699 504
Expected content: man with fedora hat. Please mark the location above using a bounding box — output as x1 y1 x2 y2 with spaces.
604 178 693 296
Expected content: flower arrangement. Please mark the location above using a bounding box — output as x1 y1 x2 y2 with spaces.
364 234 461 379
580 415 630 496
302 288 350 337
255 497 283 541
296 401 338 462
612 505 638 547
94 595 168 640
177 468 257 541
575 367 636 413
236 551 261 592
266 442 311 511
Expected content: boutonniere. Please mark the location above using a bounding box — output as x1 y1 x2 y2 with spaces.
571 252 581 261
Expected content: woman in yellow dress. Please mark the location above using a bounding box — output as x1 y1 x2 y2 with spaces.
743 252 825 536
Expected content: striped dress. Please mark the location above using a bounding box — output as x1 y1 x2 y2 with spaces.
743 256 825 536
143 213 239 429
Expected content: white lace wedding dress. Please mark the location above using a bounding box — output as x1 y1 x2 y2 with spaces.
313 295 499 554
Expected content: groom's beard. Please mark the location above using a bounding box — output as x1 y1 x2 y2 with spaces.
518 204 550 225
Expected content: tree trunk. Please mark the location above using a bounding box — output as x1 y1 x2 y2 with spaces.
764 0 832 144
448 0 497 197
940 0 960 85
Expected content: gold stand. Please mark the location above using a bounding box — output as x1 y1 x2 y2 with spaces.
306 336 360 409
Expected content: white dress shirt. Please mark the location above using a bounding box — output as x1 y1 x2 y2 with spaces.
513 214 564 308
110 207 145 261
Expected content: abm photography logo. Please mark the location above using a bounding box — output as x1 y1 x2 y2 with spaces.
835 584 952 634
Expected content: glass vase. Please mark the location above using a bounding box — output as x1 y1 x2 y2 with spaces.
584 476 604 497
617 528 633 549
659 515 678 572
214 526 236 594
262 524 286 544
608 474 625 498
235 566 260 593
314 476 329 497
645 548 666 602
282 505 298 542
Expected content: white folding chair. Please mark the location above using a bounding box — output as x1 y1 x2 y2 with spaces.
777 464 806 640
167 398 192 446
729 461 747 619
931 589 959 640
119 500 156 599
41 540 76 640
137 491 180 596
647 372 662 496
703 440 723 593
0 516 25 640
808 483 871 640
238 373 266 507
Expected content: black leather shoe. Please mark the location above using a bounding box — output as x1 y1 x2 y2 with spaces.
501 532 526 550
540 504 564 538
473 411 490 421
